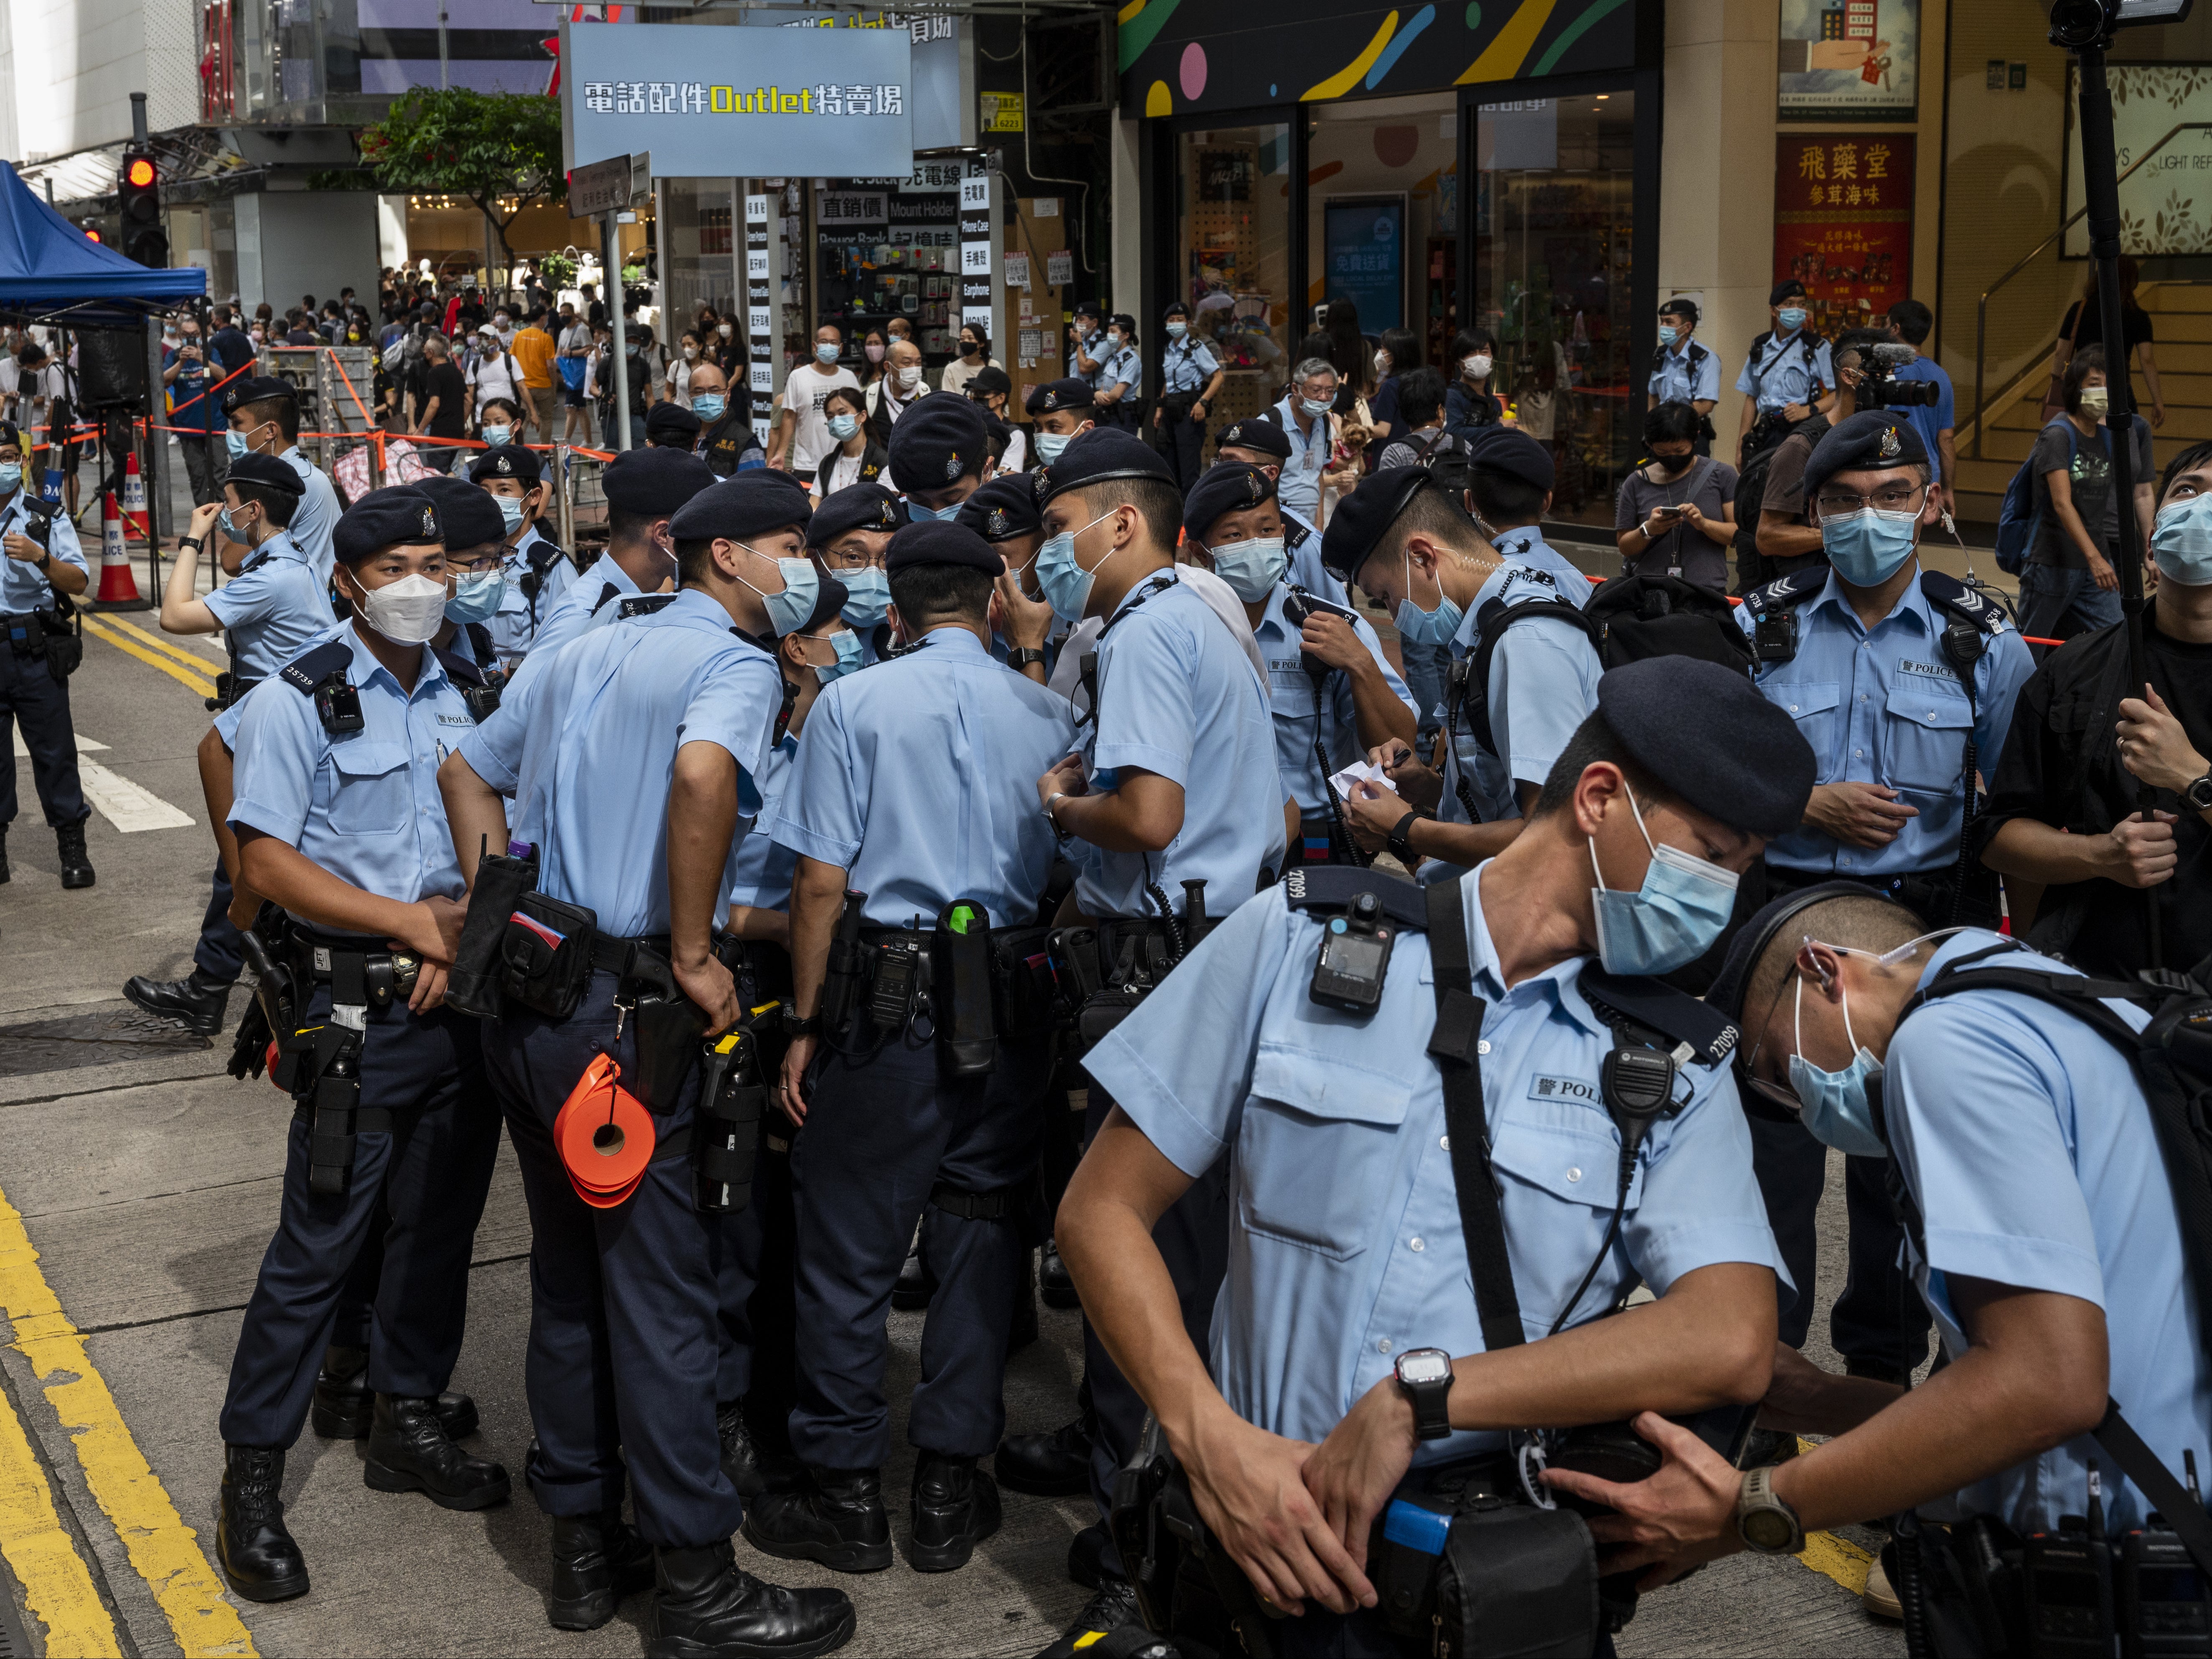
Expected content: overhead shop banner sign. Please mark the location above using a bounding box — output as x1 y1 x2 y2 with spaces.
1773 133 1915 338
562 21 913 178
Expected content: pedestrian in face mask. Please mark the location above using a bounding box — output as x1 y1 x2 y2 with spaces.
2020 345 2157 643
1444 327 1503 434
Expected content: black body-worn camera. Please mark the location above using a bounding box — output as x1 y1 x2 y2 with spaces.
1310 890 1395 1013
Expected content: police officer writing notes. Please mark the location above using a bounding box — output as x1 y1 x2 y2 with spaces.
1561 883 2212 1658
0 419 92 888
1059 660 1811 1654
439 469 853 1657
751 518 1075 1575
216 488 508 1603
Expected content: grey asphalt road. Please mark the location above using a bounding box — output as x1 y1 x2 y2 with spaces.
0 536 1905 1659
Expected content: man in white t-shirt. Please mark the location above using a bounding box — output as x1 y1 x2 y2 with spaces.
768 323 861 476
466 324 522 417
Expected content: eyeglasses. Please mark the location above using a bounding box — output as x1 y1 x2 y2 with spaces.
1814 484 1925 518
820 545 885 570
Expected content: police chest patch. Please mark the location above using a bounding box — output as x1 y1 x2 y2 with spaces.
1896 658 1958 684
436 712 474 726
1529 1074 1602 1105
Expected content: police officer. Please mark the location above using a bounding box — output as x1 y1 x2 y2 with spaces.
1093 315 1143 432
467 442 573 669
415 474 516 677
1181 462 1415 866
0 418 92 889
1154 301 1224 487
1026 378 1096 470
1735 409 2033 1387
1459 424 1593 605
805 482 902 661
224 375 341 586
1025 429 1291 1650
437 468 854 1654
746 518 1075 1576
125 453 330 1033
648 399 704 452
1212 418 1346 604
215 487 508 1604
955 473 1057 683
887 394 991 521
1320 469 1602 876
1648 297 1721 453
1068 302 1109 387
1056 658 1809 1656
1734 280 1834 470
1566 882 2212 1647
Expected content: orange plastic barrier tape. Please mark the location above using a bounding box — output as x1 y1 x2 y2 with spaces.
554 1052 655 1207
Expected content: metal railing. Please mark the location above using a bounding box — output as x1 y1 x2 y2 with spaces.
1972 121 2212 457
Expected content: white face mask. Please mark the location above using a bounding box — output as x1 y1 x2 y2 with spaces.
353 571 449 645
1374 351 1391 378
1463 354 1492 381
897 364 924 390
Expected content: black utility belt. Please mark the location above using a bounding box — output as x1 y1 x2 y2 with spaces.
207 671 262 711
289 934 421 1009
4 607 77 675
821 910 1056 1077
1043 916 1223 1053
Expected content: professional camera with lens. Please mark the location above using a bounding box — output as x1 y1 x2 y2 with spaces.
1854 342 1943 410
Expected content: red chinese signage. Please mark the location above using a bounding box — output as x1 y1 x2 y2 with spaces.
1773 133 1914 338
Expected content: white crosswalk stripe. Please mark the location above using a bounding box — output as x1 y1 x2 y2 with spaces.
11 730 196 832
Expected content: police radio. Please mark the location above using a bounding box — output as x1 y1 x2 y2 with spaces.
1280 585 1360 681
2024 1471 2118 1659
2118 1451 2212 1659
1310 891 1395 1013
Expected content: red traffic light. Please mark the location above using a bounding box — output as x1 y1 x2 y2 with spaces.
125 158 156 188
84 226 102 242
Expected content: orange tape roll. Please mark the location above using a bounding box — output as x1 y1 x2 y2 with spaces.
554 1052 655 1205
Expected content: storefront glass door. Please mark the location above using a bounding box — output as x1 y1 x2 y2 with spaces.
1175 123 1295 434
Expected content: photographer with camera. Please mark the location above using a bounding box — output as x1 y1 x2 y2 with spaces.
1885 301 1958 516
1057 658 1807 1657
0 418 91 889
1747 327 1897 584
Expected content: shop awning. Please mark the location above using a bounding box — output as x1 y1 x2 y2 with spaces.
0 161 206 327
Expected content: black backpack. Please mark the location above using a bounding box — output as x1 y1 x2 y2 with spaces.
1403 427 1476 497
1732 415 1827 590
1582 571 1754 675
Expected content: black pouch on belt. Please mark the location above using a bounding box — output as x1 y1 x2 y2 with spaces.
1432 1499 1600 1657
989 925 1057 1034
447 847 540 1018
499 890 597 1018
627 950 708 1113
37 602 81 678
692 1029 766 1213
931 900 997 1077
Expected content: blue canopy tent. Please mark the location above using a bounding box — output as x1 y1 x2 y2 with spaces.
0 158 203 326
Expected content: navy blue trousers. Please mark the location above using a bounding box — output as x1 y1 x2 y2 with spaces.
718 1134 797 1427
219 990 497 1448
0 645 85 827
195 854 246 983
787 1024 1049 1470
483 970 742 1547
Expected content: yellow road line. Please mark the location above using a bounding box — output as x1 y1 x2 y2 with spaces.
0 1181 257 1657
1801 1528 1876 1595
80 613 217 700
99 614 229 676
0 1360 121 1656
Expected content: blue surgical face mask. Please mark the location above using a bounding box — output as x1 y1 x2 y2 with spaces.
807 628 864 682
445 567 506 624
815 342 841 364
1302 396 1335 419
1786 972 1891 1159
841 566 891 628
217 504 251 541
1206 536 1287 603
1587 790 1741 976
733 549 819 637
693 393 726 423
481 424 511 447
0 463 22 495
826 412 860 442
1658 324 1679 347
1165 321 1187 339
1778 307 1808 332
1821 503 1919 588
1036 508 1119 622
907 500 964 522
2153 493 2212 586
495 494 526 533
1035 431 1073 464
1392 549 1463 647
225 429 249 459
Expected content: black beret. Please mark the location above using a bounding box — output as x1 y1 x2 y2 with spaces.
1659 297 1700 325
1213 417 1292 462
885 518 1004 577
1182 462 1276 542
1320 466 1453 584
968 366 1012 397
667 469 813 542
223 375 295 414
646 401 703 444
1800 411 1929 504
1769 280 1808 306
1463 424 1556 494
334 485 441 564
467 442 542 485
1595 658 1816 840
410 474 506 548
0 420 20 453
808 482 905 548
1036 428 1173 507
1707 879 1893 1024
1024 377 1093 417
602 445 717 516
887 394 990 494
956 475 1042 543
795 572 850 637
1073 300 1103 320
224 451 305 496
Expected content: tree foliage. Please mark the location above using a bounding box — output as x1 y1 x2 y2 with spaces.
359 89 566 269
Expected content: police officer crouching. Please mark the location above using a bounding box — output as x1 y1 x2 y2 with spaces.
1057 658 1810 1658
439 468 852 1655
749 518 1077 1574
216 487 509 1603
0 418 92 888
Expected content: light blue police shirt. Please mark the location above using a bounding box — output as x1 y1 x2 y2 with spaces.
1889 932 2212 1535
1161 336 1220 395
202 528 335 680
1649 339 1722 407
1435 563 1602 841
1739 565 2034 877
1098 344 1142 399
228 622 472 931
460 587 782 938
1070 329 1109 385
727 733 799 914
1076 570 1288 920
500 551 644 699
483 524 578 663
1272 396 1333 524
1256 582 1417 816
761 625 1076 927
1083 863 1785 1456
282 447 341 589
1489 529 1591 609
1733 330 1835 414
0 487 86 613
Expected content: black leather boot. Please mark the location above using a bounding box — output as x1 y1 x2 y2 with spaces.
123 968 234 1036
546 1507 655 1631
645 1540 855 1659
56 818 92 889
311 1346 479 1440
362 1393 510 1509
905 1451 1001 1573
1067 1520 1109 1589
717 1399 767 1500
215 1444 309 1602
1040 1237 1079 1308
993 1417 1092 1497
1034 1577 1143 1659
741 1465 892 1573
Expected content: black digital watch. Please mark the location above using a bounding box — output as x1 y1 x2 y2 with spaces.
1394 1347 1453 1441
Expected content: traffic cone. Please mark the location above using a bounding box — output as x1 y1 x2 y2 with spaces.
91 491 144 607
120 450 149 539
